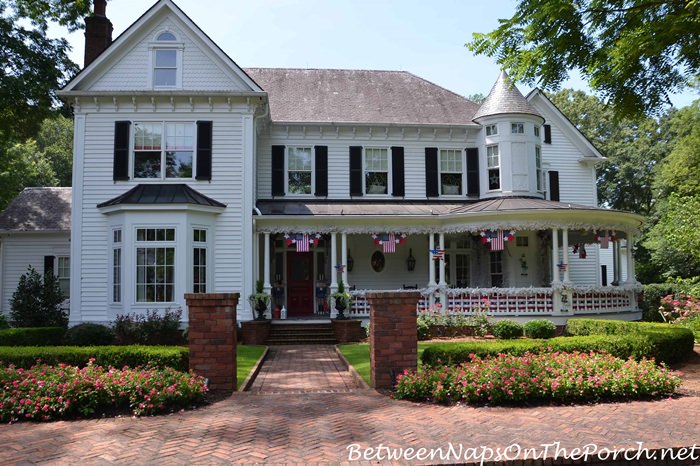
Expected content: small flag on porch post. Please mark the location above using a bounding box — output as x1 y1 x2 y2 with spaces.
490 230 505 251
296 233 310 252
383 233 396 253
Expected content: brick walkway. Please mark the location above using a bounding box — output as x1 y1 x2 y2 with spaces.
250 345 359 393
1 345 699 465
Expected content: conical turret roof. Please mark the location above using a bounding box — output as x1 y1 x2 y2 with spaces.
473 71 543 122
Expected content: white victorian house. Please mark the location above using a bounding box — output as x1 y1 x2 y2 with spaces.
0 0 643 325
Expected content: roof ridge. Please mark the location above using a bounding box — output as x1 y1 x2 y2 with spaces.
244 67 410 74
402 71 479 104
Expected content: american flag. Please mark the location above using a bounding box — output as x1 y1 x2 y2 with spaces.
490 230 505 251
431 248 444 260
383 233 396 253
296 233 310 252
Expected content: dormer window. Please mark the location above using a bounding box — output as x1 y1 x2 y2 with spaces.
511 122 524 134
485 124 498 136
152 31 182 89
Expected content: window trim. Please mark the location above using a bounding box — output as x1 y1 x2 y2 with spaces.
112 228 122 304
134 226 177 304
535 145 544 192
363 147 392 196
486 144 501 191
438 148 465 196
485 124 498 136
534 125 541 138
285 146 314 196
192 227 208 294
511 122 525 134
149 32 184 89
57 256 70 300
131 121 197 181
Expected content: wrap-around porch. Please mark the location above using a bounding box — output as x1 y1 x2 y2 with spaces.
253 198 644 322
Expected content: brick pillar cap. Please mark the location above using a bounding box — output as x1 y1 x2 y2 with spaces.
185 292 240 300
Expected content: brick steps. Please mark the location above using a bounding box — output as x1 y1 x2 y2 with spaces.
265 323 338 345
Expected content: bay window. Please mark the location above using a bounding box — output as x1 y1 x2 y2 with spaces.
193 228 207 293
135 228 175 303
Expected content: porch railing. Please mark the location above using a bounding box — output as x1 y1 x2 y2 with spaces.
347 287 638 318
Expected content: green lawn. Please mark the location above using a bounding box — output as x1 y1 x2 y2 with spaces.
237 345 266 387
338 342 432 385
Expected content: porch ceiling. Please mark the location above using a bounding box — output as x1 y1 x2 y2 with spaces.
254 197 645 235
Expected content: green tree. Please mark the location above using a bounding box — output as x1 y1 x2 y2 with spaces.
467 0 700 117
10 266 68 328
467 93 487 104
644 194 700 279
0 139 59 210
0 0 90 145
36 115 73 187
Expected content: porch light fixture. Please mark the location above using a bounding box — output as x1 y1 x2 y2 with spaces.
406 248 416 272
347 250 354 272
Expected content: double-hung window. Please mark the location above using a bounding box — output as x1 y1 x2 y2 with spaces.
135 228 175 303
193 228 207 293
511 122 524 134
487 145 501 190
439 149 462 195
287 147 313 194
112 229 122 303
133 122 194 179
57 257 70 299
364 148 389 195
535 146 543 192
152 32 180 88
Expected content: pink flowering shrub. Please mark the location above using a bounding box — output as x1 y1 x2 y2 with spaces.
0 360 208 422
659 294 700 341
394 351 680 405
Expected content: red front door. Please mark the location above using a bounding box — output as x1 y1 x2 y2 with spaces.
286 252 313 316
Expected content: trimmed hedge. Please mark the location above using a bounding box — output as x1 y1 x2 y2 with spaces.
492 319 524 339
422 319 694 366
565 318 695 364
0 327 65 346
524 319 557 339
64 323 115 346
0 345 188 371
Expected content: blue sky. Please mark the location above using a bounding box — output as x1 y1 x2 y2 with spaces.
59 0 696 108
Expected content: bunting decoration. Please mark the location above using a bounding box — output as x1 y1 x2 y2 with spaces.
430 248 445 261
284 233 322 252
334 263 346 273
594 230 616 249
480 230 516 251
372 233 407 253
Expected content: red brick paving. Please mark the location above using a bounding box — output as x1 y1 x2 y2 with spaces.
0 345 699 465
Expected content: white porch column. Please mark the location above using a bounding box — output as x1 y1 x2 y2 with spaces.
341 233 348 285
612 240 621 286
551 228 560 285
263 232 271 292
625 234 636 284
330 232 338 291
428 233 436 286
562 228 571 284
438 233 446 286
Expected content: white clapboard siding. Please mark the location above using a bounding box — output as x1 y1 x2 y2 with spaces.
256 125 477 200
87 18 250 92
74 103 251 323
0 234 70 313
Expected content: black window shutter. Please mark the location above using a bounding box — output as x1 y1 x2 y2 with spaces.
196 121 213 180
113 121 131 181
349 146 363 197
314 145 328 196
44 256 55 276
544 124 552 144
391 146 405 197
271 145 286 196
466 148 480 196
425 147 438 197
549 171 560 201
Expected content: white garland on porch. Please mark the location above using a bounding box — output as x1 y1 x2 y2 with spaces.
348 283 641 298
256 220 639 235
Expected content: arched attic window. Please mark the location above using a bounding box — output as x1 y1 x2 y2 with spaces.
153 31 180 88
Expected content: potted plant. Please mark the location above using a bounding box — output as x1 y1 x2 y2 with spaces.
330 280 352 320
248 279 271 321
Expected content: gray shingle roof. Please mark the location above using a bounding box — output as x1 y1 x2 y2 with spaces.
0 187 72 232
97 184 226 208
473 71 543 122
244 68 481 126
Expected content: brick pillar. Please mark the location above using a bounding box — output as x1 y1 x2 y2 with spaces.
184 293 238 392
367 291 420 389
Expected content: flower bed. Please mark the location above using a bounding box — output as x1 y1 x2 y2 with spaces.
394 351 680 405
0 360 208 422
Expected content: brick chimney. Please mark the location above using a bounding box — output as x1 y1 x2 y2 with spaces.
84 0 113 68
